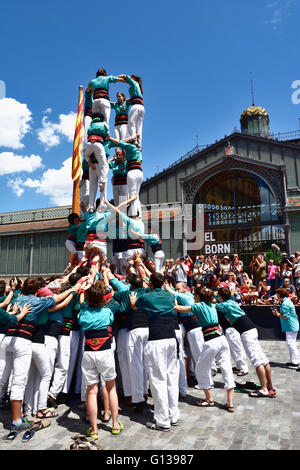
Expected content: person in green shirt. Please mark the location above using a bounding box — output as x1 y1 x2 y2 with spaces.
217 286 276 398
117 74 145 144
130 272 180 431
108 147 128 207
108 135 143 217
110 91 131 141
175 286 235 412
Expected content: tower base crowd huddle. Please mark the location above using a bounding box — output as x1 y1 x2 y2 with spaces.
0 67 300 447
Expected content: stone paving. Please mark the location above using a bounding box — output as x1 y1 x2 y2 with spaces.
0 340 300 451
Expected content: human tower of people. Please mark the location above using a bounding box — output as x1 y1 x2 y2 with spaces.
0 67 299 447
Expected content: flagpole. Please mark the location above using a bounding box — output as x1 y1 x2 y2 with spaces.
71 85 84 216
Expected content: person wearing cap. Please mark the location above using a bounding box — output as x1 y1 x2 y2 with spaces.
130 272 180 431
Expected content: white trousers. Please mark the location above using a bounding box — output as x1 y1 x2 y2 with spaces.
285 331 300 364
127 169 143 217
49 335 71 399
195 335 235 390
92 98 111 125
125 248 146 264
127 104 145 143
24 342 51 414
111 252 127 275
187 327 204 366
154 250 165 274
44 335 59 380
117 328 131 397
114 124 127 141
127 327 149 403
0 336 32 401
65 240 77 255
225 327 248 373
145 338 179 428
112 182 128 207
175 328 187 395
241 328 269 369
85 142 108 211
83 115 92 145
80 179 89 215
63 330 85 394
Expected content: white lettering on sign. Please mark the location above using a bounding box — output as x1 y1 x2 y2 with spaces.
205 243 231 254
205 232 216 242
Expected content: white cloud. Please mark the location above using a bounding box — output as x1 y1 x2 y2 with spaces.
0 98 32 149
265 0 295 30
0 152 43 176
37 111 77 150
22 157 73 206
7 177 24 197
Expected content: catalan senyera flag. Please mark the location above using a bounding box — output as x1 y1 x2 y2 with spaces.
71 86 84 181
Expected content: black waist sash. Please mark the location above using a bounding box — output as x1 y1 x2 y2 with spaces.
202 323 223 342
45 320 62 339
60 318 73 336
115 114 128 126
148 316 176 341
151 243 162 254
113 238 128 253
84 329 111 352
84 108 93 117
32 324 46 344
128 309 148 331
93 88 109 101
6 320 35 341
181 315 200 333
233 315 255 335
127 160 142 172
131 96 144 106
112 175 127 186
127 237 144 250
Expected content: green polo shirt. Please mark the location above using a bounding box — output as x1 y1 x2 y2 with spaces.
76 221 87 244
109 159 128 176
118 141 142 164
126 75 143 99
191 302 219 328
87 120 109 137
215 299 245 326
135 288 176 320
111 101 130 115
88 75 118 92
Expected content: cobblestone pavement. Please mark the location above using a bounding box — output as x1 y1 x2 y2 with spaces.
0 340 300 451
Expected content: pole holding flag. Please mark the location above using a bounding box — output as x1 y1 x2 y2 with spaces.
71 85 84 216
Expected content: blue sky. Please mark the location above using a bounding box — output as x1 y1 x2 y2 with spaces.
0 0 299 212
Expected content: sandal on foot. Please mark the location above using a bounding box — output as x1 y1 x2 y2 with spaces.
224 403 234 413
268 388 277 398
101 413 110 423
196 400 215 407
37 409 58 419
86 427 99 440
111 422 124 435
248 390 269 398
237 371 248 377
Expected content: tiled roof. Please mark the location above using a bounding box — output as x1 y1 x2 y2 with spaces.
0 219 68 235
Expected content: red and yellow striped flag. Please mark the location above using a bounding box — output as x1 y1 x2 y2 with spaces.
71 86 83 181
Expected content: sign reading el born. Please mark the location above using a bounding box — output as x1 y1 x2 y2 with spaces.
204 232 231 255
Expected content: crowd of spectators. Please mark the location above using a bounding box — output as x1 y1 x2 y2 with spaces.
161 252 300 306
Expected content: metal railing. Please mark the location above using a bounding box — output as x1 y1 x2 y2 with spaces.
0 206 72 225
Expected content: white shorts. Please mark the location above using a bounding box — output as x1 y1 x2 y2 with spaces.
81 348 116 385
65 240 77 255
87 241 107 258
